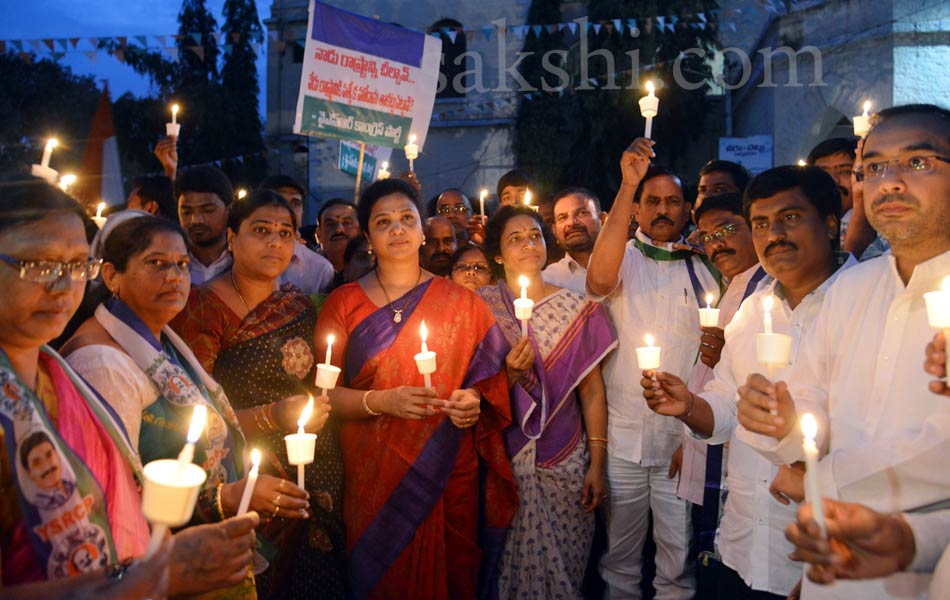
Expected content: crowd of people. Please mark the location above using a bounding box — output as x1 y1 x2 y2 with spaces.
1 101 950 600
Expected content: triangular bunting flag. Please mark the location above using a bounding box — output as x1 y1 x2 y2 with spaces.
567 22 577 34
29 40 43 53
592 23 602 34
612 19 623 33
69 37 80 48
465 30 474 43
42 39 54 51
669 16 678 31
134 35 147 46
189 32 201 45
698 22 706 30
446 30 458 43
51 51 66 61
190 45 205 60
85 50 98 63
162 46 179 61
98 37 112 45
57 39 69 50
588 77 598 87
698 12 707 23
547 24 557 33
20 52 33 64
656 16 666 31
114 49 125 63
117 36 127 46
531 25 543 37
482 26 493 41
11 40 23 52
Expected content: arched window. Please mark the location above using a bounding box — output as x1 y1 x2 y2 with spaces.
429 18 468 98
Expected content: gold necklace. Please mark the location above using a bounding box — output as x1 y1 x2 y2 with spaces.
374 267 422 323
230 270 250 313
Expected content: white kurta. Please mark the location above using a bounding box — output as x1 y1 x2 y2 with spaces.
744 251 950 600
542 254 587 294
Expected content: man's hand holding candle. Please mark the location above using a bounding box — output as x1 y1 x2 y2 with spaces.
925 331 950 396
736 373 797 438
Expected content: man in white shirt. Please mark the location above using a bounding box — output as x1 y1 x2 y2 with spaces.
259 175 334 294
641 166 853 598
587 139 719 599
806 139 856 247
737 104 950 600
176 166 234 285
542 187 606 294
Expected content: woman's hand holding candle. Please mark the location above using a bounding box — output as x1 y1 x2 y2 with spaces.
220 473 309 520
504 337 535 386
275 394 331 433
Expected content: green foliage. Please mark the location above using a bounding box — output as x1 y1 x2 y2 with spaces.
514 0 720 208
0 54 99 173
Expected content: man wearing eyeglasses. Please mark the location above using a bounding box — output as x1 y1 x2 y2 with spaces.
806 139 857 246
434 189 473 245
737 104 950 600
541 187 606 294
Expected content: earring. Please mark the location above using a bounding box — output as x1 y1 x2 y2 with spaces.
367 243 373 255
421 237 426 246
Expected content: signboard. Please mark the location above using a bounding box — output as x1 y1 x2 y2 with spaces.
718 135 773 175
338 141 393 180
294 1 442 150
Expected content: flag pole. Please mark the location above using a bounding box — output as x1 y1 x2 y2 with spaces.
353 142 366 204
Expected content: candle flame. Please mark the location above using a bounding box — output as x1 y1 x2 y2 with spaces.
172 103 179 115
96 201 106 218
327 333 335 347
645 80 655 94
801 412 818 441
763 295 774 313
645 334 655 347
862 100 871 115
797 159 807 167
420 320 428 342
298 396 314 428
237 188 247 199
381 161 389 169
480 189 488 200
705 292 713 307
250 448 261 467
186 405 207 444
408 133 417 144
46 138 58 150
59 174 76 191
518 274 529 289
523 189 532 206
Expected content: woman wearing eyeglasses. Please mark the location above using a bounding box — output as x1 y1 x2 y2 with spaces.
450 245 494 292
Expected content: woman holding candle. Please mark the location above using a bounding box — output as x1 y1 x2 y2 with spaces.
171 191 344 598
479 204 616 598
315 178 517 599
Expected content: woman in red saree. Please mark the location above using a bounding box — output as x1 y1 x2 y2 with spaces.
315 178 518 599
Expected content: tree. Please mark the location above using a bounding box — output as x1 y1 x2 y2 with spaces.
514 0 720 207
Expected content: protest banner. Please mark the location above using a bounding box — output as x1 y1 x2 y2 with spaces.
339 141 392 180
294 1 442 151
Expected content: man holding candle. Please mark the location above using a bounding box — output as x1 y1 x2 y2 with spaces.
639 167 852 598
587 140 719 599
737 104 950 600
542 187 606 294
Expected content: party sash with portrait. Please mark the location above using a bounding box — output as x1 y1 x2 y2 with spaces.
95 299 245 485
0 347 142 580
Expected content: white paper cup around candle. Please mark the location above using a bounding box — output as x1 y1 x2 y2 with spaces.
415 350 437 376
30 164 59 185
635 345 661 370
853 100 872 138
142 459 208 558
166 122 181 137
923 276 950 380
639 81 659 139
514 298 534 338
315 363 341 391
755 333 793 368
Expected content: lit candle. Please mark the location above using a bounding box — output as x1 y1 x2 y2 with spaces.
923 276 950 379
58 173 76 192
797 159 807 167
763 295 774 335
514 275 535 338
40 138 57 169
166 104 181 137
479 189 488 218
324 334 334 366
314 333 341 396
92 201 107 229
699 292 720 327
414 321 437 392
176 404 207 472
638 81 659 139
378 161 391 180
404 133 419 172
801 413 827 537
853 100 872 138
636 334 662 375
236 448 261 516
285 397 316 488
237 188 247 200
755 295 792 413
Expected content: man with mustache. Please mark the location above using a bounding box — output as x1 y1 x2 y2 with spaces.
176 166 234 285
642 167 853 599
737 104 950 600
316 199 360 290
420 216 458 277
587 145 719 600
542 187 606 293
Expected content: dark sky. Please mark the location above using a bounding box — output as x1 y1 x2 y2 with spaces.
2 0 271 113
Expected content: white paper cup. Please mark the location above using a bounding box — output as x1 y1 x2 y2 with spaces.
635 346 662 370
414 350 437 375
514 298 534 321
314 363 341 390
699 308 720 328
284 432 317 465
755 333 793 366
142 459 207 527
639 96 659 118
166 122 181 137
924 291 950 329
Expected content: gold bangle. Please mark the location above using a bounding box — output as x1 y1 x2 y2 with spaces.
362 390 382 416
588 436 608 443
